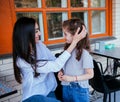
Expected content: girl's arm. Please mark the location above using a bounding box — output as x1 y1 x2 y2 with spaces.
59 68 94 82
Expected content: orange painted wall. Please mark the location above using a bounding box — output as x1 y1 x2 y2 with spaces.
0 0 14 55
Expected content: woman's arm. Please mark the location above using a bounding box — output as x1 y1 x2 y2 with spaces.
37 51 70 73
18 26 86 73
36 26 87 73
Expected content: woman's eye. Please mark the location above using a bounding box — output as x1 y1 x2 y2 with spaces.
35 29 40 33
35 28 40 33
35 30 38 33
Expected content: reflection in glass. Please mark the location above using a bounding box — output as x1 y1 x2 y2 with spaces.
14 0 39 8
91 0 105 7
47 13 63 39
71 0 88 7
92 11 105 34
71 12 88 32
17 13 39 23
46 0 61 7
16 12 45 41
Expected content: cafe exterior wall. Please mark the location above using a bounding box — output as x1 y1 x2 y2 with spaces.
0 0 120 102
113 0 120 46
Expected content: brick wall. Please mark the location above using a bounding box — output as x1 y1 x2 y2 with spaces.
113 0 120 45
0 57 22 102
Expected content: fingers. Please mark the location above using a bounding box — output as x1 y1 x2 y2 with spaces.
82 25 86 31
58 71 64 81
75 25 87 35
79 25 86 35
75 27 80 35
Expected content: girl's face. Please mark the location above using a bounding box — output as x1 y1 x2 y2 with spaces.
63 28 73 44
35 23 41 43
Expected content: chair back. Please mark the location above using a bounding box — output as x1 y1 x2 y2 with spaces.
89 60 105 92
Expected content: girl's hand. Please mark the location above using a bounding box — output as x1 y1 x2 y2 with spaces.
61 75 75 82
57 70 64 81
72 25 87 44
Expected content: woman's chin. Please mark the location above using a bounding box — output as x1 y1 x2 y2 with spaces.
35 40 40 43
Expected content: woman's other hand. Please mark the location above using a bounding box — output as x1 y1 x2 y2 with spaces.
57 70 64 81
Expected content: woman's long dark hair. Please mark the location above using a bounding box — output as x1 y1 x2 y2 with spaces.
12 17 40 84
63 18 90 61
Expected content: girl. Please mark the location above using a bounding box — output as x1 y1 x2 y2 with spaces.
58 18 94 102
12 17 86 102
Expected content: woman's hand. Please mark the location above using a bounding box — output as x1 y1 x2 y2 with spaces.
72 25 87 44
66 25 87 53
57 70 64 81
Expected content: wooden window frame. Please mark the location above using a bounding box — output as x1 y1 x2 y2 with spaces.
14 0 112 44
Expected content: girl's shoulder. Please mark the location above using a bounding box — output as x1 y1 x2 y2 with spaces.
82 49 92 57
82 49 89 54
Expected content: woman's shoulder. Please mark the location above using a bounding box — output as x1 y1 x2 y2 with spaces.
17 57 31 68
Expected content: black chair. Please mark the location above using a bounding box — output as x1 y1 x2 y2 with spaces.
89 60 120 102
54 52 63 101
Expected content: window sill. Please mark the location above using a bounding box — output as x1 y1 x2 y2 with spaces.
90 36 117 44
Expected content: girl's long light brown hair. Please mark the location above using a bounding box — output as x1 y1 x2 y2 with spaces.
63 18 90 61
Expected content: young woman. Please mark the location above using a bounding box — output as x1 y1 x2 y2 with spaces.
12 17 86 102
58 18 94 102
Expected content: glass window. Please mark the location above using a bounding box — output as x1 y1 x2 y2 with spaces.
46 0 67 8
92 11 106 34
71 0 88 7
46 0 61 7
16 12 44 41
14 0 41 8
14 0 110 41
47 13 64 39
71 12 89 33
91 0 105 7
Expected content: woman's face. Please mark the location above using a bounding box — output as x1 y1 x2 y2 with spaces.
63 28 73 44
35 23 41 43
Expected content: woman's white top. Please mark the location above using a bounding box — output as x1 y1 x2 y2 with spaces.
17 41 71 101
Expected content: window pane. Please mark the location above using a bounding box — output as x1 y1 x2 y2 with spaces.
91 0 105 7
46 0 67 8
71 12 89 32
46 0 61 7
92 11 106 34
71 0 88 7
14 0 41 8
16 12 39 23
47 13 63 39
16 12 44 41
